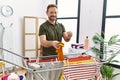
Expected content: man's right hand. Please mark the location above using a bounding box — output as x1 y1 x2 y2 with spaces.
52 41 59 49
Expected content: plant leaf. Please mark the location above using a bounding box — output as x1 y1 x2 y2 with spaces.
92 33 104 44
91 47 103 57
112 73 120 79
103 65 114 79
108 35 120 46
106 54 118 63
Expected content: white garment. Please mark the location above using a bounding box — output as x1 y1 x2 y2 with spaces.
3 26 15 68
8 73 20 80
0 23 5 58
27 61 63 80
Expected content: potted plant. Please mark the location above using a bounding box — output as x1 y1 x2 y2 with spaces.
92 33 120 80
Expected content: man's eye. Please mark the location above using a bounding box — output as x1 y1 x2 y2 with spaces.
50 12 57 14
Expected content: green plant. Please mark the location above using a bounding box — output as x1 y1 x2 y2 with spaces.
92 33 120 80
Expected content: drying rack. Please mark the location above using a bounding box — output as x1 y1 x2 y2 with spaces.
0 47 102 80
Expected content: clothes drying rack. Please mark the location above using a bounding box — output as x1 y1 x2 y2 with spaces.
0 47 102 80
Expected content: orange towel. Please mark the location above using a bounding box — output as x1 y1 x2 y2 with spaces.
56 43 64 61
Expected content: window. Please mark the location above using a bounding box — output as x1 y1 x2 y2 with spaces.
103 0 120 67
106 0 120 16
57 0 78 17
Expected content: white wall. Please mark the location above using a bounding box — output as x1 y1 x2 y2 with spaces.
0 0 55 67
79 0 103 46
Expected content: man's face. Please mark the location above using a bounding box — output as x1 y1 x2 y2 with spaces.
47 7 58 22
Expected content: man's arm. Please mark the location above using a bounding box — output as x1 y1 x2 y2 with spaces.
63 31 72 42
39 35 59 48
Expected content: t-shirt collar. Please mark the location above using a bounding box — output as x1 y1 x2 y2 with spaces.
47 20 58 26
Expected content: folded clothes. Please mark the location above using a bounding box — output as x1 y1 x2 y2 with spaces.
67 55 92 62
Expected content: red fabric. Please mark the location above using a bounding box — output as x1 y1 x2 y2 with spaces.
67 55 92 62
26 58 56 63
1 74 9 80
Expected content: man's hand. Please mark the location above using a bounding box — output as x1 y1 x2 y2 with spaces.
52 41 59 49
67 31 72 38
63 31 73 42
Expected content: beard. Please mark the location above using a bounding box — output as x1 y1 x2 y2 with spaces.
48 16 57 22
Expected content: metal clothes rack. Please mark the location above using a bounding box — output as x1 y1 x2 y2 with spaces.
0 47 102 80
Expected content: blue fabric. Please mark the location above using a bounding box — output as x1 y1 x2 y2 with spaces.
19 75 26 80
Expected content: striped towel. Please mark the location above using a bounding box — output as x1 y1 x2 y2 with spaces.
63 62 101 80
95 72 102 80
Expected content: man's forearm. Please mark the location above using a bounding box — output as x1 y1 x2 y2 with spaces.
41 40 53 47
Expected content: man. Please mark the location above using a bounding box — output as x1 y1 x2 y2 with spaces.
39 4 72 56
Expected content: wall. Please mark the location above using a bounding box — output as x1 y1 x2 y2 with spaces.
79 0 103 46
0 0 55 67
78 0 103 57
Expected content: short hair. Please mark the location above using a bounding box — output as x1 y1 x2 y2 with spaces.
46 4 57 12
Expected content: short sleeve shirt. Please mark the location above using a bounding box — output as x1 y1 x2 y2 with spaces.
39 21 66 56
